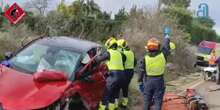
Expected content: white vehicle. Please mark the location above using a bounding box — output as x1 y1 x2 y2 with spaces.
203 66 220 84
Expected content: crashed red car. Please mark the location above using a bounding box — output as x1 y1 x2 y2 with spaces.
0 37 108 110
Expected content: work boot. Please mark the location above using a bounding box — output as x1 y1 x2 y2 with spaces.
121 97 128 107
98 102 106 110
108 103 116 110
114 99 119 109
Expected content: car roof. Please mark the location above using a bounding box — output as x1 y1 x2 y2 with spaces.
199 40 216 49
37 36 101 53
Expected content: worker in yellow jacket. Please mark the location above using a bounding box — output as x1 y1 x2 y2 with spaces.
114 39 136 108
97 37 126 110
138 36 171 110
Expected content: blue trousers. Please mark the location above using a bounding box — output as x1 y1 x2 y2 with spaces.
122 70 134 97
102 71 126 105
143 76 165 110
114 69 134 98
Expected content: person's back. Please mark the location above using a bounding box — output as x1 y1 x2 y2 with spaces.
98 37 126 110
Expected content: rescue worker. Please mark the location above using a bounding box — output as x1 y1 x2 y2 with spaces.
114 39 136 108
138 36 171 110
169 42 176 55
97 37 126 110
209 49 217 66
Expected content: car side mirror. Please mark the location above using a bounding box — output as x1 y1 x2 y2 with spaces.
4 52 13 60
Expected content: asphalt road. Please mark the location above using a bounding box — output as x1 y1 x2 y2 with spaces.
195 81 220 110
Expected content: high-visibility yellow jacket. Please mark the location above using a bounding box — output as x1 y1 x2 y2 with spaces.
145 53 166 76
123 50 135 69
106 49 124 71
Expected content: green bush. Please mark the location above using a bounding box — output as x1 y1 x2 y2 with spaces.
23 0 128 42
190 19 217 44
163 6 193 33
163 6 218 44
0 53 4 61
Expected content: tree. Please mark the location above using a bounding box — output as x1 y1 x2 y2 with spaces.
160 0 191 8
24 0 127 41
190 19 217 43
57 0 69 15
115 8 128 21
161 0 218 44
195 17 215 28
163 6 193 32
113 8 128 34
217 34 220 42
25 0 48 15
190 17 217 43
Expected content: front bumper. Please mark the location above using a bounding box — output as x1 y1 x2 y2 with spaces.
196 60 209 67
195 56 209 67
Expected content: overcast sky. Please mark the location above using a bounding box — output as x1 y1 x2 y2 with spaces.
5 0 220 34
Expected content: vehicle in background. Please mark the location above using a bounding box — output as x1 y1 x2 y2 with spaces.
203 66 220 84
195 41 220 68
0 37 108 110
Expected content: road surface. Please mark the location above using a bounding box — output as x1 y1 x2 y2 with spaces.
195 81 220 110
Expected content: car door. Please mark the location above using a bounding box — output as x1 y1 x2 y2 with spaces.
72 47 107 109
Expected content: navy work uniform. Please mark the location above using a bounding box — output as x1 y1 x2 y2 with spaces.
138 37 171 110
115 39 136 108
97 38 126 110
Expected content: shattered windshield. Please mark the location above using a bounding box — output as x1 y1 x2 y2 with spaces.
10 42 81 77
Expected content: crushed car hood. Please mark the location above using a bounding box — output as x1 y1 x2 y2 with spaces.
0 66 71 110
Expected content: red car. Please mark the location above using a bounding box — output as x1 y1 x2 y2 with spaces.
0 37 107 110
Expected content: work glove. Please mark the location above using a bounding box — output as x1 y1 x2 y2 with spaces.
138 82 144 93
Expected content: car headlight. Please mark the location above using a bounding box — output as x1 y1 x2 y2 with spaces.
207 55 211 59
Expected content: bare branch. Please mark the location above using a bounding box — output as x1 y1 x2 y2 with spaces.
25 0 48 15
